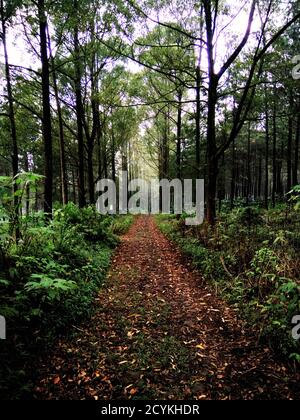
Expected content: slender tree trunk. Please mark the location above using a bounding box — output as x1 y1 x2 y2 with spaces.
164 105 170 178
264 99 270 209
287 117 293 192
98 131 103 181
111 123 116 183
47 28 68 205
230 139 236 209
257 156 262 200
287 115 293 192
1 0 20 239
272 96 277 208
38 0 53 218
293 114 300 186
204 1 218 225
103 143 108 179
277 142 284 197
73 0 85 208
195 66 201 177
176 90 182 180
86 51 100 204
246 122 251 206
87 145 95 204
206 76 218 225
24 155 30 216
72 169 77 203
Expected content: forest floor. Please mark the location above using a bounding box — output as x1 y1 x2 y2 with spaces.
32 216 299 400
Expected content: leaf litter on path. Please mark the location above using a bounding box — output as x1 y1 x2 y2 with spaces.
33 216 299 400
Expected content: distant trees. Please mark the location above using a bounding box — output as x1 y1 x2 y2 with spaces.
0 0 300 223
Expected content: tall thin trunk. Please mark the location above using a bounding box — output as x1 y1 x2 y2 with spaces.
73 7 85 208
287 115 293 192
272 98 277 208
258 156 262 200
103 143 108 179
24 154 30 216
1 0 20 239
195 66 201 177
277 142 284 197
246 122 251 206
293 114 300 186
111 123 116 183
204 1 218 225
72 169 77 203
87 147 95 204
230 139 236 209
206 75 218 225
176 90 182 180
47 28 68 205
38 0 53 218
264 94 270 209
86 46 100 204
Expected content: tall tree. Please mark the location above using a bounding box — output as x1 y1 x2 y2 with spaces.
37 0 53 217
0 0 20 237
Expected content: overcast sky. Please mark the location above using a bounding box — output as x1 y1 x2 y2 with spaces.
0 0 270 76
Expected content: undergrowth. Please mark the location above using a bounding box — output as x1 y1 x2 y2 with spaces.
0 203 133 399
156 205 300 361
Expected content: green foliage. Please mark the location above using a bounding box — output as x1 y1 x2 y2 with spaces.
110 215 134 235
25 275 77 300
289 185 300 211
0 204 133 399
156 208 300 358
236 207 264 228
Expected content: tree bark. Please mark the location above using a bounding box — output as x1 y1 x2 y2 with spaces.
38 0 53 218
176 90 182 180
264 107 270 209
272 97 277 208
293 114 300 186
230 139 236 209
195 66 201 177
287 115 293 193
1 0 20 238
73 7 86 208
246 122 251 206
47 28 68 205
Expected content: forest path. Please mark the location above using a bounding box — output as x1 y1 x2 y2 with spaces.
33 216 299 400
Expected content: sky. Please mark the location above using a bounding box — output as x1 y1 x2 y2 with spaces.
0 1 271 76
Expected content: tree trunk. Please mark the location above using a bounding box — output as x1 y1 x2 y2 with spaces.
74 1 86 208
272 98 277 208
24 154 30 216
1 0 20 239
38 0 53 218
206 75 218 225
111 123 116 183
176 90 182 180
258 156 262 200
264 104 270 209
293 114 300 186
287 115 293 193
47 28 68 205
195 66 201 177
246 122 251 206
230 139 236 209
277 142 284 197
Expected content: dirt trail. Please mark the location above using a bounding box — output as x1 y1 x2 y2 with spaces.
33 216 299 400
